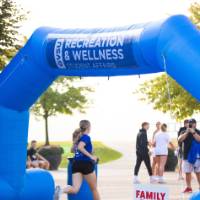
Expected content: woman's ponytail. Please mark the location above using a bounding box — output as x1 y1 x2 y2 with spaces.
71 120 91 153
71 128 82 153
79 120 91 133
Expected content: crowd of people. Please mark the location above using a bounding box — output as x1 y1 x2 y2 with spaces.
133 121 175 184
26 118 200 199
134 118 200 194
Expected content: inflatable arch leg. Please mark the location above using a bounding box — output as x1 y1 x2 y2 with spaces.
0 107 54 199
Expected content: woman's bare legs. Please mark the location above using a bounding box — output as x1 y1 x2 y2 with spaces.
152 156 158 176
158 156 167 176
156 156 160 177
157 155 167 183
84 172 100 200
31 161 39 168
61 171 100 200
63 173 83 194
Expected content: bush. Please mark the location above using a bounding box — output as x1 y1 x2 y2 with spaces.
38 145 64 170
165 148 178 171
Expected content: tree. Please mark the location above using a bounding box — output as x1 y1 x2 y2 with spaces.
31 77 93 146
136 2 200 121
190 2 200 28
137 74 200 121
0 0 27 70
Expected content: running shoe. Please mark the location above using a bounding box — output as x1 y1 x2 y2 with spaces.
54 185 62 200
158 177 166 184
182 187 192 193
133 177 140 184
150 176 157 184
158 180 166 184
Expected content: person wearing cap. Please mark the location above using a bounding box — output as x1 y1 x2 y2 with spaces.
177 119 189 180
178 119 200 193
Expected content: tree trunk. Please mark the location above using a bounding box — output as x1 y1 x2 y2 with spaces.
44 114 50 146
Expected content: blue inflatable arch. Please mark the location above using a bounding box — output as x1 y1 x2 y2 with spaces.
0 15 200 199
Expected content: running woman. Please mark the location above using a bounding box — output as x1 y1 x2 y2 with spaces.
54 120 100 200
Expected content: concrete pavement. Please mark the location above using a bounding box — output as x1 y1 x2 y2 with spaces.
51 141 199 200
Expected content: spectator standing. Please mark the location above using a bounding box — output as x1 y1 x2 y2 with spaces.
134 122 154 184
153 123 175 183
178 119 200 193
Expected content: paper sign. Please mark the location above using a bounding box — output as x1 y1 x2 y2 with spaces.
134 184 169 200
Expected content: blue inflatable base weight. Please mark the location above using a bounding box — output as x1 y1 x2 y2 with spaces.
189 192 200 200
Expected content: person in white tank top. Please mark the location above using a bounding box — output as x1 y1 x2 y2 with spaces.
153 123 175 183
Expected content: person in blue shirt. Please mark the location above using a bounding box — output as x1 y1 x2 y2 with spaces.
54 120 100 200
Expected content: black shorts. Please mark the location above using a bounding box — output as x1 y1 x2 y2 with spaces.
72 160 95 175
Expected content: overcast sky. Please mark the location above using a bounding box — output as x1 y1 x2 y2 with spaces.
16 0 194 142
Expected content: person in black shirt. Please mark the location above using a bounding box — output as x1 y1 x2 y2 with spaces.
27 140 50 169
134 122 154 184
178 119 200 193
177 119 189 180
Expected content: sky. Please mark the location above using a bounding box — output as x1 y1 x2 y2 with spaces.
18 0 192 36
16 0 194 142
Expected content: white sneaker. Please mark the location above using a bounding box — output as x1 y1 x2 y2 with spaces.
150 176 157 184
158 177 166 184
133 176 140 184
154 176 159 180
54 186 62 200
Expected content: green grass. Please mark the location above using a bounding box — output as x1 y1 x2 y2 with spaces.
45 141 122 168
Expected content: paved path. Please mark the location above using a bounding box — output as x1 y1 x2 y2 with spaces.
51 141 199 200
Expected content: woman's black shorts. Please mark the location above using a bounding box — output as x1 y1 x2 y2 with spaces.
72 160 95 175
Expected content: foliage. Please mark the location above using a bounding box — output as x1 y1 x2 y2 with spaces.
32 77 91 117
190 2 200 28
0 0 27 69
31 77 93 145
136 3 200 121
137 74 200 121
